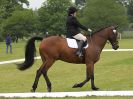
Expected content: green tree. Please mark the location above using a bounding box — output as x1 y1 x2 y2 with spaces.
2 9 38 38
0 0 29 19
75 0 86 6
81 0 128 31
0 0 29 40
127 0 133 22
117 0 130 6
38 0 72 35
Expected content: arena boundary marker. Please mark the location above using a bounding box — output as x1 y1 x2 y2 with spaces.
0 91 133 98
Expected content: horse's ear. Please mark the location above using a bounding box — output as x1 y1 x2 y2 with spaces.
114 25 118 29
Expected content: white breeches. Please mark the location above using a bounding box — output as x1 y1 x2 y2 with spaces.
73 33 87 42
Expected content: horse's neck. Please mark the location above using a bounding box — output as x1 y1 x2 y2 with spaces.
91 31 108 51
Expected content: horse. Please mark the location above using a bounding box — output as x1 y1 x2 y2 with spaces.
17 26 119 92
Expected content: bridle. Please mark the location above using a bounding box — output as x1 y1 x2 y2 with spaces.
108 29 119 48
88 28 118 48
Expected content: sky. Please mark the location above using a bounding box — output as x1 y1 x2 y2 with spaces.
24 0 74 10
28 0 44 9
23 0 45 10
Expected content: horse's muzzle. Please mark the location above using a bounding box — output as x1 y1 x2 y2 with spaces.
112 40 119 50
113 45 119 50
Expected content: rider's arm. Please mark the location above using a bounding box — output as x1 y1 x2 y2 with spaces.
73 17 88 31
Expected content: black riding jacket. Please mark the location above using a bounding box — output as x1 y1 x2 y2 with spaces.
66 16 88 38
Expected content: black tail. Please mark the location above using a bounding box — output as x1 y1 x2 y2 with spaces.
17 36 43 71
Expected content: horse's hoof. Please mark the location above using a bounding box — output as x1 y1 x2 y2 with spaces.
47 88 51 92
72 83 82 88
92 87 99 90
73 83 78 88
31 89 35 92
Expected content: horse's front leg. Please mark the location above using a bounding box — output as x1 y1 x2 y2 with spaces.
87 62 99 90
72 67 90 88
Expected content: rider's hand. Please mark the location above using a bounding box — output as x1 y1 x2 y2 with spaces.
88 28 92 32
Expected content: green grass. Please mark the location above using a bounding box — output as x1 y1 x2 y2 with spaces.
0 39 133 99
0 41 40 61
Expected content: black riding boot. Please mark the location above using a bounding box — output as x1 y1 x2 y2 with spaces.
76 40 84 58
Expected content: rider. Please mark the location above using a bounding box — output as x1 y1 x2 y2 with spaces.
66 6 92 58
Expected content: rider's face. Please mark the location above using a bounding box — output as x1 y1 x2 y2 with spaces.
73 12 77 17
71 12 77 17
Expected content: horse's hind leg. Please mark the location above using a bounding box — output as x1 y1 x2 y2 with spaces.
42 59 55 92
31 63 45 92
31 59 54 92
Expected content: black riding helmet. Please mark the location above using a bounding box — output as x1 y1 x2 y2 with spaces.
68 6 77 16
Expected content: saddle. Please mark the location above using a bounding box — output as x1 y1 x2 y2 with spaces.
66 38 88 49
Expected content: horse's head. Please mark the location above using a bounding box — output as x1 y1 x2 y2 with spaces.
108 26 119 50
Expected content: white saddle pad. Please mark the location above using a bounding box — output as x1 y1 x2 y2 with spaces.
66 38 88 49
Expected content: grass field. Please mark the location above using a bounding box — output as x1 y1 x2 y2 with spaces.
0 39 133 99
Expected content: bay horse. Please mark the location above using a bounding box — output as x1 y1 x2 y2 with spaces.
17 26 119 92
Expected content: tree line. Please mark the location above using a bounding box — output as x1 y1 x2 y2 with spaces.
0 0 133 41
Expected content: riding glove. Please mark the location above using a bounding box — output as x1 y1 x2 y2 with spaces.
88 28 92 32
